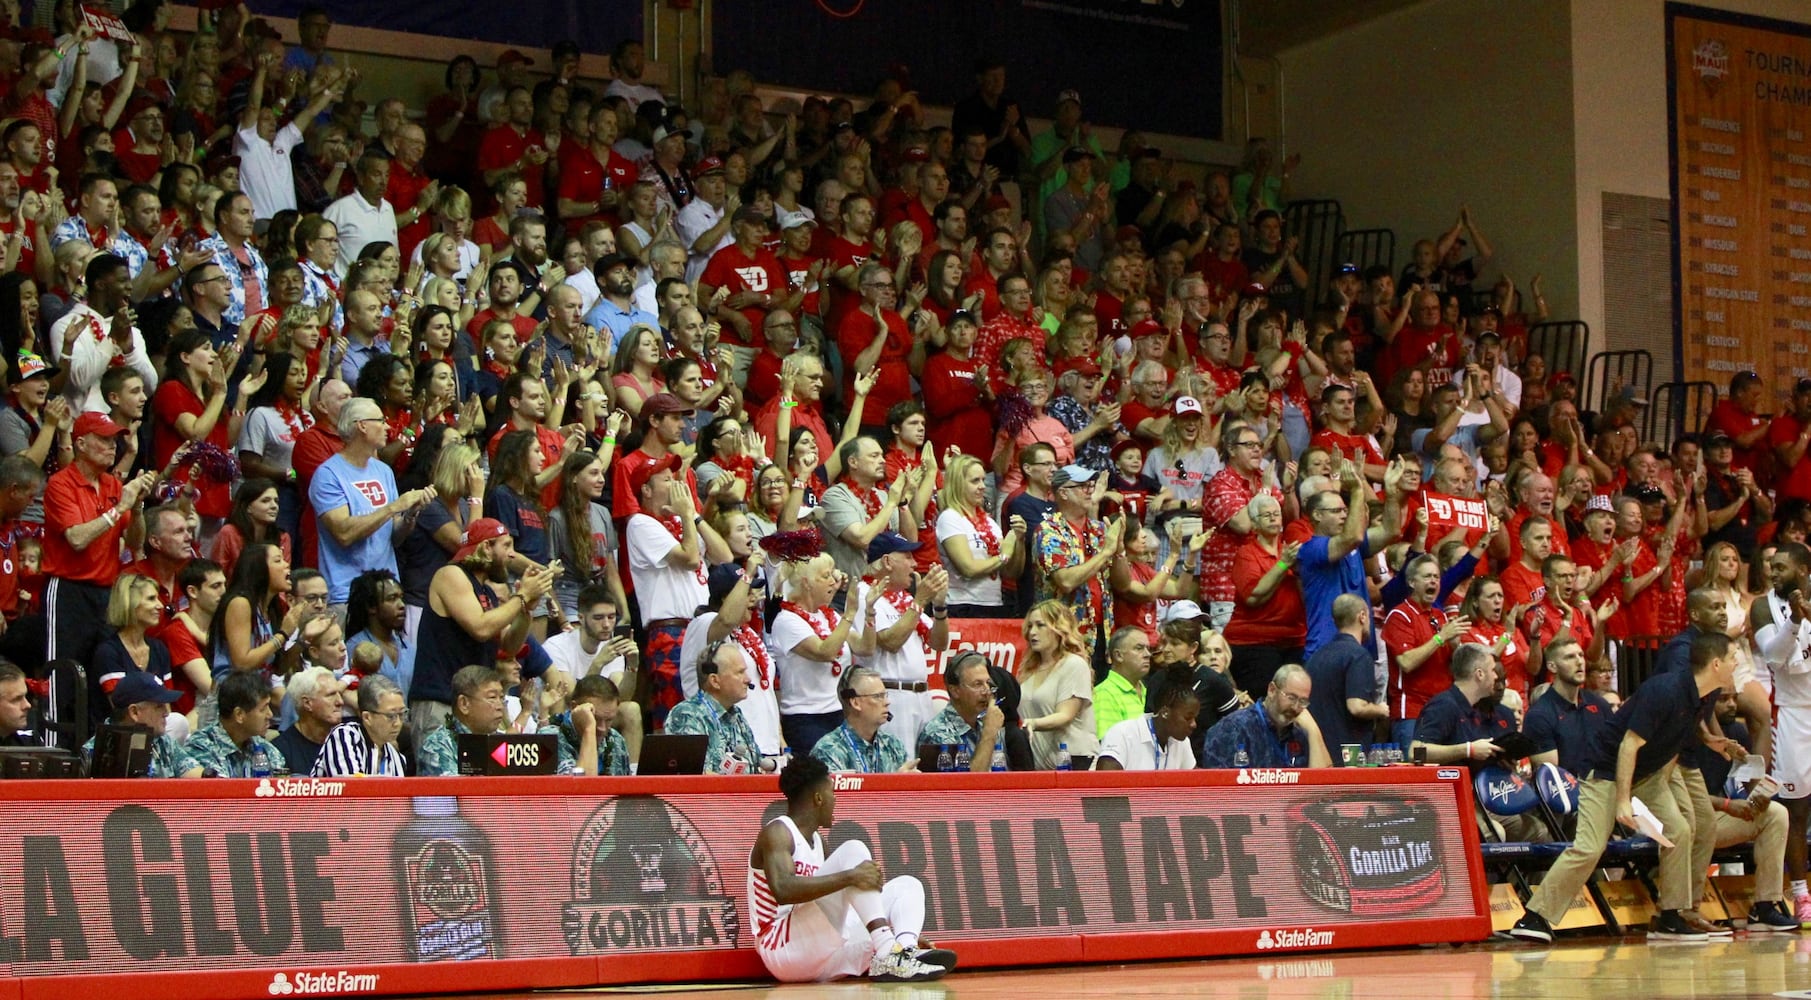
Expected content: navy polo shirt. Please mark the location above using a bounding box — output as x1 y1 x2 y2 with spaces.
1653 625 1717 770
1304 633 1380 753
1412 684 1516 772
1524 686 1615 778
1581 667 1707 783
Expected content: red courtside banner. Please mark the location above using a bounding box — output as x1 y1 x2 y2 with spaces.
0 770 1489 999
1668 3 1811 393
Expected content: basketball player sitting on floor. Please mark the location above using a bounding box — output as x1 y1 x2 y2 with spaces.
748 757 956 982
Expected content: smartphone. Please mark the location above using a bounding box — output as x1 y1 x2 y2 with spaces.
613 625 634 641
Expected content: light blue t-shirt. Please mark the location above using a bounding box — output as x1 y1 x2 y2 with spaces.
584 296 659 349
308 453 399 603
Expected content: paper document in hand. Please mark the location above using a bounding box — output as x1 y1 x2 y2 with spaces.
1730 754 1766 786
1630 796 1676 848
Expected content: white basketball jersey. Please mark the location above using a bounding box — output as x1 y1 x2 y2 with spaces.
748 816 825 953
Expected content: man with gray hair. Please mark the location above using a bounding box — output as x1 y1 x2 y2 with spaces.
314 674 408 777
1199 663 1326 768
271 666 343 776
307 396 435 605
634 239 690 317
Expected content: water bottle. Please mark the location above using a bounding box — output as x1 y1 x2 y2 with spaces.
990 734 1008 772
936 744 953 773
1055 742 1072 771
952 743 972 772
779 746 793 772
1233 741 1251 768
1387 743 1404 764
250 746 273 779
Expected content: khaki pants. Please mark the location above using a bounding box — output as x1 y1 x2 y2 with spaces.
1714 799 1789 904
1527 766 1695 921
1671 765 1719 907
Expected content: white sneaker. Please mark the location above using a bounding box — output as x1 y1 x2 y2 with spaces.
869 945 948 982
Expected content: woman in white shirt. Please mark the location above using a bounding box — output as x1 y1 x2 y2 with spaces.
935 454 1027 617
1017 599 1098 770
768 547 877 756
1093 685 1199 771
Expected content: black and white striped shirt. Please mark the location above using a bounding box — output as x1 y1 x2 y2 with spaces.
312 721 406 777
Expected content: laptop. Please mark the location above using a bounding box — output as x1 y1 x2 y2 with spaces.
637 734 709 776
91 724 156 778
455 733 560 776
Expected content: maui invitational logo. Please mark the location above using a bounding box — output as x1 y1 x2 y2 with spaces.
562 796 741 955
1692 38 1730 97
1289 796 1446 916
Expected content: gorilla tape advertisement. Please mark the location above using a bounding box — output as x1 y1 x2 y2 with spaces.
0 769 1488 1000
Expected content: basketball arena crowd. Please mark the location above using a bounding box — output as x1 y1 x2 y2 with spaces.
0 0 1801 950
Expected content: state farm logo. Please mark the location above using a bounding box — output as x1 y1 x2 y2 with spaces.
1693 38 1729 95
831 773 864 791
1236 768 1300 785
1255 927 1334 950
255 778 345 798
267 970 380 995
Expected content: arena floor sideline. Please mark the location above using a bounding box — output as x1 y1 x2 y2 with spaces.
433 934 1811 999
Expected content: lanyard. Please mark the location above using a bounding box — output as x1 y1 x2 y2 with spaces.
1147 716 1166 770
839 725 874 773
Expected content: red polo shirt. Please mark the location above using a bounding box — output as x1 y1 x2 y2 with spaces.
41 464 129 585
1382 599 1453 720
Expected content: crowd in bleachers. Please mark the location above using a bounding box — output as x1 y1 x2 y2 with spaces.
0 0 1806 941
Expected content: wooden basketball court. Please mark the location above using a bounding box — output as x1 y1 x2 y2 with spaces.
466 935 1811 999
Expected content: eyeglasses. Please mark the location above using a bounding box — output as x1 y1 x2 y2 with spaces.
850 689 889 701
1230 439 1262 450
1276 692 1309 708
365 709 406 722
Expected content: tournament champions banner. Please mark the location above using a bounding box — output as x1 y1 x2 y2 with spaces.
0 770 1487 999
712 0 1224 140
1667 4 1811 392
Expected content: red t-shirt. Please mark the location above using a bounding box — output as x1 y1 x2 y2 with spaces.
1093 290 1125 341
1770 413 1811 503
1121 399 1166 445
476 124 547 210
386 160 436 263
1311 429 1384 470
1382 599 1453 720
152 380 231 518
1223 539 1306 646
835 308 914 423
466 308 539 348
921 352 993 463
1521 598 1593 681
1463 619 1530 701
471 215 511 254
1706 400 1770 479
487 420 567 510
1498 560 1547 612
823 234 874 331
745 349 785 413
292 426 342 570
556 140 636 235
700 243 789 348
152 617 205 715
1507 507 1572 563
1193 254 1248 300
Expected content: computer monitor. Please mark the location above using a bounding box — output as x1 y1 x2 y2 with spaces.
636 734 709 776
91 724 155 779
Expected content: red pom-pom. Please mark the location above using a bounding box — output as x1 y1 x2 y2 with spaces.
996 390 1033 437
759 528 824 563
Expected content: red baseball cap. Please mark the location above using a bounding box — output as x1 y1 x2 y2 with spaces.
497 49 534 67
693 156 726 177
452 518 510 562
627 453 684 502
72 411 126 440
1130 318 1166 341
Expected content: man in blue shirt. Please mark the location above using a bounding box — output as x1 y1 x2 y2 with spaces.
1411 642 1516 772
308 397 435 606
1525 635 1614 777
584 252 658 348
1199 664 1322 768
1300 454 1407 658
1511 632 1745 943
1304 593 1387 757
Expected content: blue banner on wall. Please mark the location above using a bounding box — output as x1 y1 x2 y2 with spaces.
712 0 1224 140
252 0 643 58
